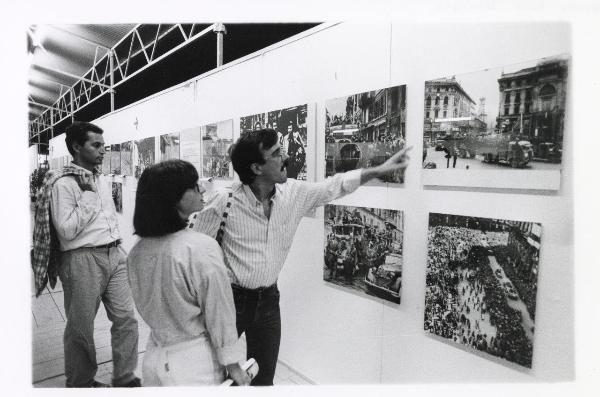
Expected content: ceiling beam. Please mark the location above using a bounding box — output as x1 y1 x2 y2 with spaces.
47 25 111 51
33 64 111 89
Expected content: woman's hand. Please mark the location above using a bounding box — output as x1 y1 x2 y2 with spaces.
225 363 251 386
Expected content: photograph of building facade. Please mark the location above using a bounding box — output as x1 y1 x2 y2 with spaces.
133 137 155 178
110 143 121 174
111 181 122 213
101 145 111 174
180 127 202 176
422 55 567 171
201 119 234 179
159 132 180 161
325 85 406 185
324 204 404 304
425 213 542 368
120 141 133 176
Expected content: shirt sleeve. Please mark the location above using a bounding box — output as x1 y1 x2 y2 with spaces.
195 239 244 366
297 168 362 215
50 178 100 241
190 190 226 239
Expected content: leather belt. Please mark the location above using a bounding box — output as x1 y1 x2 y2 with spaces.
93 239 121 249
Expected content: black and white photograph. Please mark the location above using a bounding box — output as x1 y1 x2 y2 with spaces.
160 132 180 161
323 204 403 304
111 181 122 213
120 141 133 176
133 137 155 178
201 119 233 179
240 112 266 134
110 144 121 174
325 85 406 185
422 55 568 189
180 127 201 176
240 105 308 180
101 145 111 174
424 213 542 368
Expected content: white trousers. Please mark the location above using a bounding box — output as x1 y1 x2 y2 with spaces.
142 335 225 386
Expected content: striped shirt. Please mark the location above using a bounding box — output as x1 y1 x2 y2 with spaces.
190 169 362 288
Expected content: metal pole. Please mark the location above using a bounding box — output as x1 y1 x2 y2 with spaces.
213 23 227 67
109 50 115 111
70 88 74 121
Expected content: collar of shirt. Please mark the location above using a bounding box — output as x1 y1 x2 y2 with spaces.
238 182 281 207
69 162 100 176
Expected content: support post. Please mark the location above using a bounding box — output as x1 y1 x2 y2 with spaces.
213 23 227 67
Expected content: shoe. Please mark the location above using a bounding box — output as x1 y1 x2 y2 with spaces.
90 380 111 388
113 377 141 387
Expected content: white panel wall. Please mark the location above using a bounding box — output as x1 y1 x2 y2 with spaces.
49 21 573 383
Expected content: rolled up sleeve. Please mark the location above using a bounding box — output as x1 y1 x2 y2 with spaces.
299 168 362 213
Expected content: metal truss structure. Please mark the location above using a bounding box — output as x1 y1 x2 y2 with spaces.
29 23 226 145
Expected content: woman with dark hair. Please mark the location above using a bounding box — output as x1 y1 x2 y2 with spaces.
127 160 250 386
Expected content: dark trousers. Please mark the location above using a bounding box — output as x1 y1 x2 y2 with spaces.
232 284 281 386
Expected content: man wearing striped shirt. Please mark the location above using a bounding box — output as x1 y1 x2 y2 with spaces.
190 128 410 385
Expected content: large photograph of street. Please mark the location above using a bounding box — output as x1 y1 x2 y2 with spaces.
201 119 234 179
424 213 542 368
240 105 308 180
325 85 406 186
422 55 568 180
323 205 403 304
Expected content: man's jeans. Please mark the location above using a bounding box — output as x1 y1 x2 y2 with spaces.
232 284 281 386
58 245 139 387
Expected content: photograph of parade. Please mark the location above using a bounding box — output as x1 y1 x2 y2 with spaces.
323 204 403 304
424 213 542 368
240 105 308 180
133 136 155 178
120 141 133 176
201 119 234 179
325 85 406 185
422 55 568 174
160 132 180 161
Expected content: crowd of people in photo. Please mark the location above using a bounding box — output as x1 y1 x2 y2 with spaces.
424 225 533 367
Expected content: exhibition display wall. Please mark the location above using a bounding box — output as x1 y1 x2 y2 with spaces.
48 22 573 383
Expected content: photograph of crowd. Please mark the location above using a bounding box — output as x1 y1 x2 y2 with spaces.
422 55 568 176
201 119 234 179
240 104 308 180
323 204 403 304
133 137 155 178
120 141 133 176
424 213 542 368
325 85 406 185
111 181 122 214
160 132 180 161
110 143 121 174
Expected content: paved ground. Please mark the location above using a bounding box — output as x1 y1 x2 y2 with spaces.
424 147 561 171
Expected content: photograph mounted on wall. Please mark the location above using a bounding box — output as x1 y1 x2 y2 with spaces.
240 105 308 180
120 141 133 176
201 119 234 179
180 127 201 176
424 213 542 368
160 132 180 161
239 113 266 134
111 181 122 213
110 144 121 174
325 85 406 186
323 204 403 304
133 137 155 178
422 55 568 190
102 146 111 174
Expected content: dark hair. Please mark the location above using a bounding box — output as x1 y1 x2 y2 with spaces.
230 128 278 184
133 160 198 237
65 121 103 156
